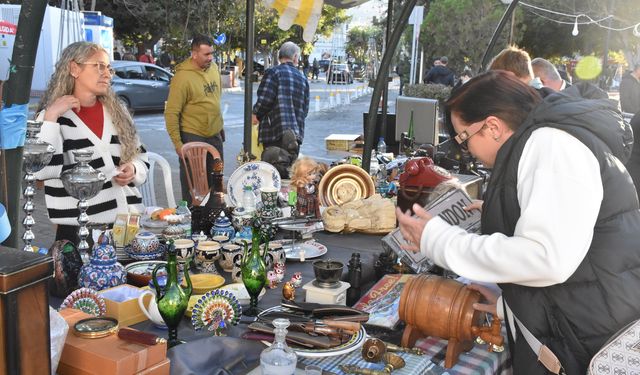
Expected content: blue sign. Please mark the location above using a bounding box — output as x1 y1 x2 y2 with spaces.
214 33 226 46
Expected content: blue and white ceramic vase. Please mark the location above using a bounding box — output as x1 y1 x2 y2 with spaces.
211 211 236 239
78 233 127 291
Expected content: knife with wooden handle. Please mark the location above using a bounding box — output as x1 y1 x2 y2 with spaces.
117 327 166 345
260 311 361 333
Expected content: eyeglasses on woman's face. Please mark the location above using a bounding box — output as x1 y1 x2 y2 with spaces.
454 120 486 152
77 61 115 76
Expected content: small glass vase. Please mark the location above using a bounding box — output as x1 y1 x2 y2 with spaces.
241 228 267 316
260 318 298 375
152 240 193 347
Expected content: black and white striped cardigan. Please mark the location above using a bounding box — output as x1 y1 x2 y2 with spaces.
34 109 149 225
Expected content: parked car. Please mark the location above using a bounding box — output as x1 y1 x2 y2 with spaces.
111 61 173 111
318 59 331 72
327 63 353 84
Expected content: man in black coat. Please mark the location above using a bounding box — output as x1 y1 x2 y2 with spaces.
424 56 454 86
620 64 640 114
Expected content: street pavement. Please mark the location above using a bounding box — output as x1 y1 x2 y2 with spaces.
23 77 400 249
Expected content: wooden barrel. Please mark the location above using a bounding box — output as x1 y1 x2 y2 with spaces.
398 274 484 368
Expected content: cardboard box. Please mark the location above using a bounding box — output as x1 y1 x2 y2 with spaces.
57 358 170 375
112 214 129 247
59 309 167 375
325 134 362 151
125 214 141 246
98 284 148 327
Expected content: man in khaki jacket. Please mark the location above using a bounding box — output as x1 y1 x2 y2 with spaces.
165 34 224 203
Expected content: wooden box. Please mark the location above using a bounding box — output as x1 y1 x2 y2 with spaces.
325 134 362 151
57 358 170 375
59 309 167 375
98 284 148 327
0 246 54 375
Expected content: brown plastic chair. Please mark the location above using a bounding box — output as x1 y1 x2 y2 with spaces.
180 142 221 206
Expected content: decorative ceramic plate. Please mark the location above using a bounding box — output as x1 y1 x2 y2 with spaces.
259 306 367 358
227 162 281 207
191 289 242 333
318 164 375 207
183 273 225 294
124 244 165 261
60 287 107 317
140 216 169 229
217 283 267 305
185 294 203 318
279 240 328 260
124 260 167 287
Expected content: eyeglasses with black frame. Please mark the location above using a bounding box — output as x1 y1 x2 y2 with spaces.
454 120 486 152
77 61 115 76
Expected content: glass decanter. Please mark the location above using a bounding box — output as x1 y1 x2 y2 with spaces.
260 318 298 375
241 227 267 316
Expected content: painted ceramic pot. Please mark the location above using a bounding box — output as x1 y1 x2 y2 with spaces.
132 231 160 254
260 187 279 209
232 207 255 232
220 243 242 272
78 234 126 291
211 211 236 239
211 235 230 244
262 242 286 271
195 241 221 265
173 239 195 263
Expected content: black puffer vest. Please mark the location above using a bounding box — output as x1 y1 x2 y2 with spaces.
481 84 640 375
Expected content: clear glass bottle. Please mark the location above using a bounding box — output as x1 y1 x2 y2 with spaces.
242 185 256 211
376 137 387 154
260 318 297 375
175 200 192 238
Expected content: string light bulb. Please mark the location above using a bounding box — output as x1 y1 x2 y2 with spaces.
572 17 579 36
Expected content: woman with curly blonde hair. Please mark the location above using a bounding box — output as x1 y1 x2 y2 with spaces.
35 41 149 243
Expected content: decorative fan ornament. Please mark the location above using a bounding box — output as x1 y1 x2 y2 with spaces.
60 287 107 317
191 289 242 336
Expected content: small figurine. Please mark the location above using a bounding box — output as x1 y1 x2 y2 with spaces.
282 282 296 300
267 270 279 289
290 272 302 288
290 157 327 218
274 262 286 282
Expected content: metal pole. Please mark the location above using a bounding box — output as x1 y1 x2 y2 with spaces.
1 0 47 248
480 0 520 71
379 0 393 144
363 0 419 173
243 0 255 159
508 9 515 45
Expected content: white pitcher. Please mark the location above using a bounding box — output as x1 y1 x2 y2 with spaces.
137 290 167 329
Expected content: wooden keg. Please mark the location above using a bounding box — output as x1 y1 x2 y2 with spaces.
398 274 484 368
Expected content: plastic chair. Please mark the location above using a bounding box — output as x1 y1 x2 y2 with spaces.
180 142 221 206
140 152 176 209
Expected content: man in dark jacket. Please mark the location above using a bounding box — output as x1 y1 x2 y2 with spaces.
620 64 640 114
425 56 454 86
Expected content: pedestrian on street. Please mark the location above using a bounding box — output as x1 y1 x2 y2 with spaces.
312 58 320 80
620 64 640 115
397 70 640 375
424 56 454 86
165 34 224 203
253 41 310 179
34 41 149 244
139 49 155 65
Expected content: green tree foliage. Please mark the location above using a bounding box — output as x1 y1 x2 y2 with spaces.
421 0 506 75
346 25 383 63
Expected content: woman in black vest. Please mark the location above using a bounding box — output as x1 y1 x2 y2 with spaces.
397 70 640 374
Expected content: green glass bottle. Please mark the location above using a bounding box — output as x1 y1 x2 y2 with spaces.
152 240 192 347
241 228 267 316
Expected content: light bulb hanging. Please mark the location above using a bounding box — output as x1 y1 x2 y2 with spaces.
572 17 579 36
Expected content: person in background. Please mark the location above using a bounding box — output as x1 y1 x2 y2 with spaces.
397 70 640 374
253 41 310 178
113 48 121 61
122 49 136 61
487 46 536 85
531 57 568 91
453 68 473 90
425 56 454 86
139 49 155 65
165 34 224 203
620 63 640 115
34 41 149 243
312 58 320 80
